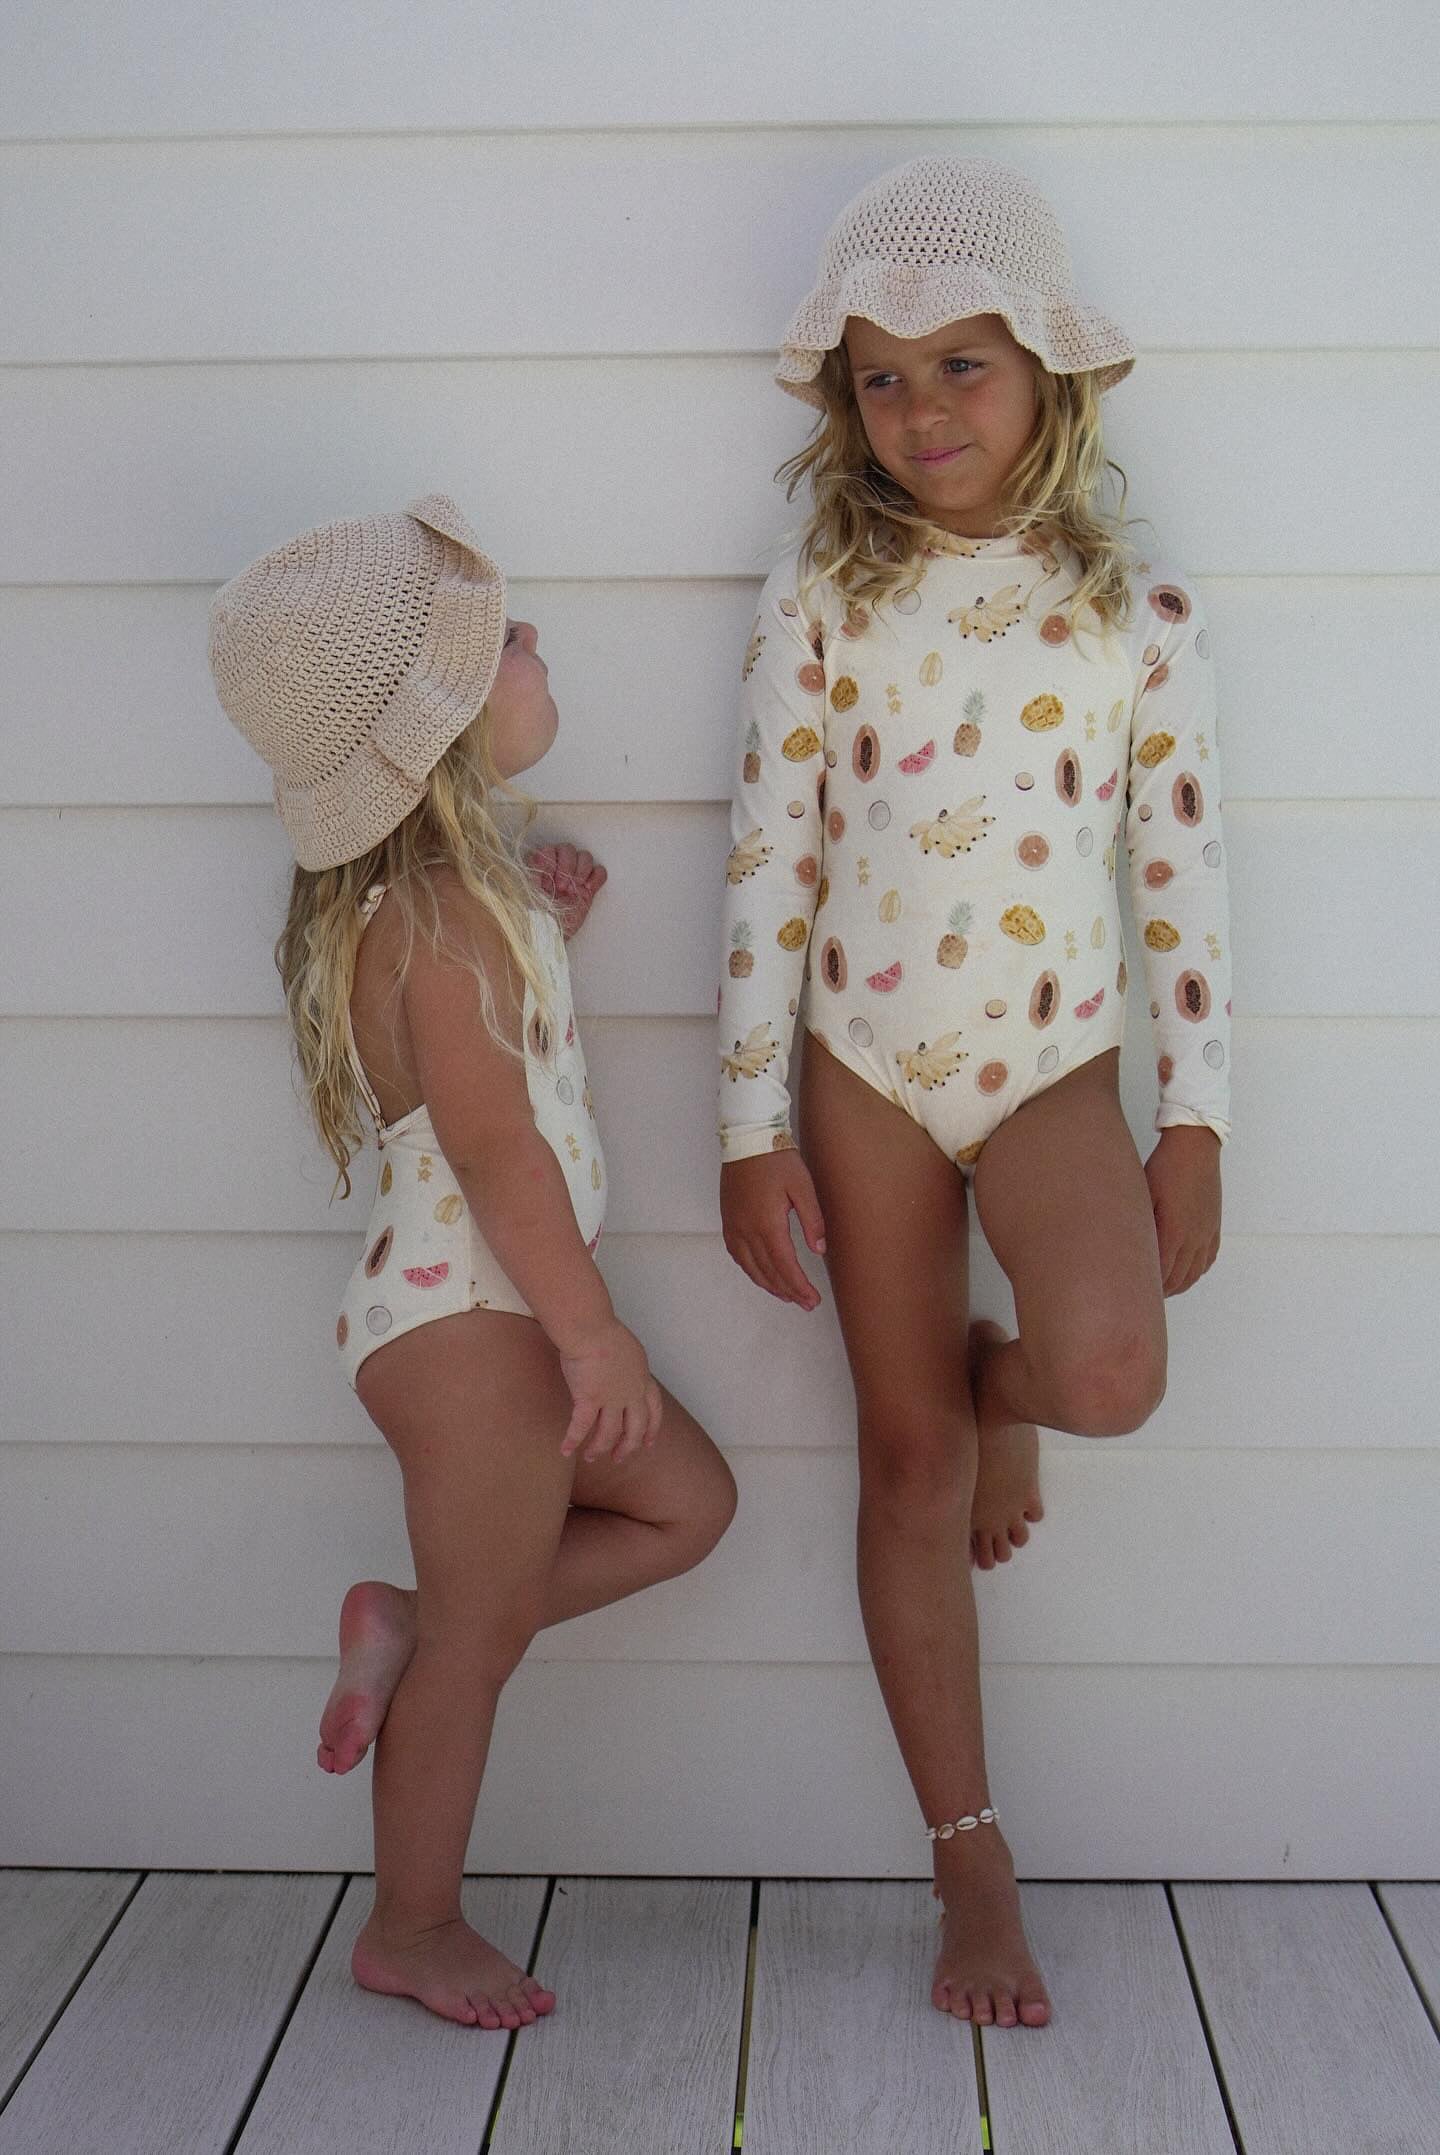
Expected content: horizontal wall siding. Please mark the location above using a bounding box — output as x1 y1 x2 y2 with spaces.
4 801 1437 1019
4 1231 1435 1452
4 578 1433 808
2 3 1434 136
2 357 1435 582
5 1016 1436 1236
3 62 1434 1877
4 128 1435 361
2 1658 1434 1877
3 1443 1435 1665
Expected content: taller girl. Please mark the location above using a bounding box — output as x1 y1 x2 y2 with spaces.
719 158 1232 2028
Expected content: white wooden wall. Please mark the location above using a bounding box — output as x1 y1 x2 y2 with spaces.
3 1 1437 1877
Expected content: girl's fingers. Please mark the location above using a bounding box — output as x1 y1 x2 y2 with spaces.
742 1236 794 1306
764 1220 820 1309
561 1399 596 1457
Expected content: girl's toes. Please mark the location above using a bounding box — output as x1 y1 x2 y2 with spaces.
522 1975 556 2013
1024 1500 1045 1523
994 1538 1013 1563
974 1537 995 1571
1008 1520 1029 1549
931 1979 951 2012
972 1991 995 2024
506 1983 537 2024
950 1989 973 2021
472 1995 503 2030
995 1989 1019 2028
1018 1990 1051 2027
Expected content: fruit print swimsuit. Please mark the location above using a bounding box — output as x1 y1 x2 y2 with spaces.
336 884 606 1389
717 526 1233 1173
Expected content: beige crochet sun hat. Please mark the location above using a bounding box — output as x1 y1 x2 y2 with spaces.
208 493 507 870
777 155 1135 406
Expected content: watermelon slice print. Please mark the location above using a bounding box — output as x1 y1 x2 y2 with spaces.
403 1263 451 1288
898 740 937 774
1074 989 1106 1019
866 963 903 993
1096 770 1118 801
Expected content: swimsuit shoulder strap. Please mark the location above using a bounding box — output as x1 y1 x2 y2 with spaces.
345 884 389 1128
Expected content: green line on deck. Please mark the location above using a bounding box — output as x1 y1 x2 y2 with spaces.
731 1882 760 2151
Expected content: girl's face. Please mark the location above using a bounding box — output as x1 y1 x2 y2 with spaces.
844 313 1041 539
482 618 558 779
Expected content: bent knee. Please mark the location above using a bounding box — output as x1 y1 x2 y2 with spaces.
665 1452 739 1575
1053 1331 1166 1437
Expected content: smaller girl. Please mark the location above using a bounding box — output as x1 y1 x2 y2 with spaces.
210 493 736 2030
719 157 1233 2029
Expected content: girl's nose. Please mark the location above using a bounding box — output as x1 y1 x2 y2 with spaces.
510 619 540 654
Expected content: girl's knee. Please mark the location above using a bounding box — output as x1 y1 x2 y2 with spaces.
1053 1330 1166 1437
858 1405 978 1513
669 1450 738 1573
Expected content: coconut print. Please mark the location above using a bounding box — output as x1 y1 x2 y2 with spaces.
896 1033 968 1089
947 585 1025 641
909 798 994 856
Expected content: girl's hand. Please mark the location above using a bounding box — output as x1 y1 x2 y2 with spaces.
720 1151 827 1311
1145 1127 1222 1296
558 1318 664 1464
528 844 607 939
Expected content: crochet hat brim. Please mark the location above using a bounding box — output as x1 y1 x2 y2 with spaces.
776 262 1135 406
274 495 508 870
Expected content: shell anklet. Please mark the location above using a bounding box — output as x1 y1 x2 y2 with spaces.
925 1805 999 1842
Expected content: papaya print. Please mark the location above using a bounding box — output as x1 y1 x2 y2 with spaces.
715 542 1231 1172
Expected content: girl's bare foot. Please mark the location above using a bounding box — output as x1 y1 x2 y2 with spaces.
317 1580 417 1773
352 1913 557 2028
968 1319 1043 1569
932 1833 1051 2028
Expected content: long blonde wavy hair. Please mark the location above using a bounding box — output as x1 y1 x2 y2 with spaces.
275 714 556 1199
778 344 1142 639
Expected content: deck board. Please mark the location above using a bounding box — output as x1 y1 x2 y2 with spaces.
1377 1883 1440 2026
1172 1882 1440 2155
0 1871 340 2155
744 1880 983 2154
487 1878 750 2155
236 1874 547 2154
981 1883 1234 2153
0 1871 137 2105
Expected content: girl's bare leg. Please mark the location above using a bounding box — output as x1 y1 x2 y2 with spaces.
799 1037 1050 2030
970 1048 1168 1443
345 1310 733 2027
319 1313 736 1773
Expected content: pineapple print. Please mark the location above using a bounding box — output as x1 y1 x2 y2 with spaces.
729 922 755 977
938 903 973 968
953 689 985 757
742 722 762 785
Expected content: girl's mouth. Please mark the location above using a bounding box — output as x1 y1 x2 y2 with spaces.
911 445 969 468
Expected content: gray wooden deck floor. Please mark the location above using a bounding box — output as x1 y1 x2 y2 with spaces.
1 1872 1437 2153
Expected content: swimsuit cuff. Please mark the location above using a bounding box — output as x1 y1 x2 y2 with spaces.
719 1120 798 1164
1155 1104 1231 1146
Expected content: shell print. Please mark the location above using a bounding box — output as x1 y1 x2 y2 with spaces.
947 585 1025 642
908 798 995 856
721 1024 780 1082
895 1032 969 1089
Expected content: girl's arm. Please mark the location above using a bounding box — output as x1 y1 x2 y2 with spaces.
1124 569 1233 1290
717 563 829 1306
403 872 660 1458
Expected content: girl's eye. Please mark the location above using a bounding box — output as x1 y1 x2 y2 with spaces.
945 358 979 376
